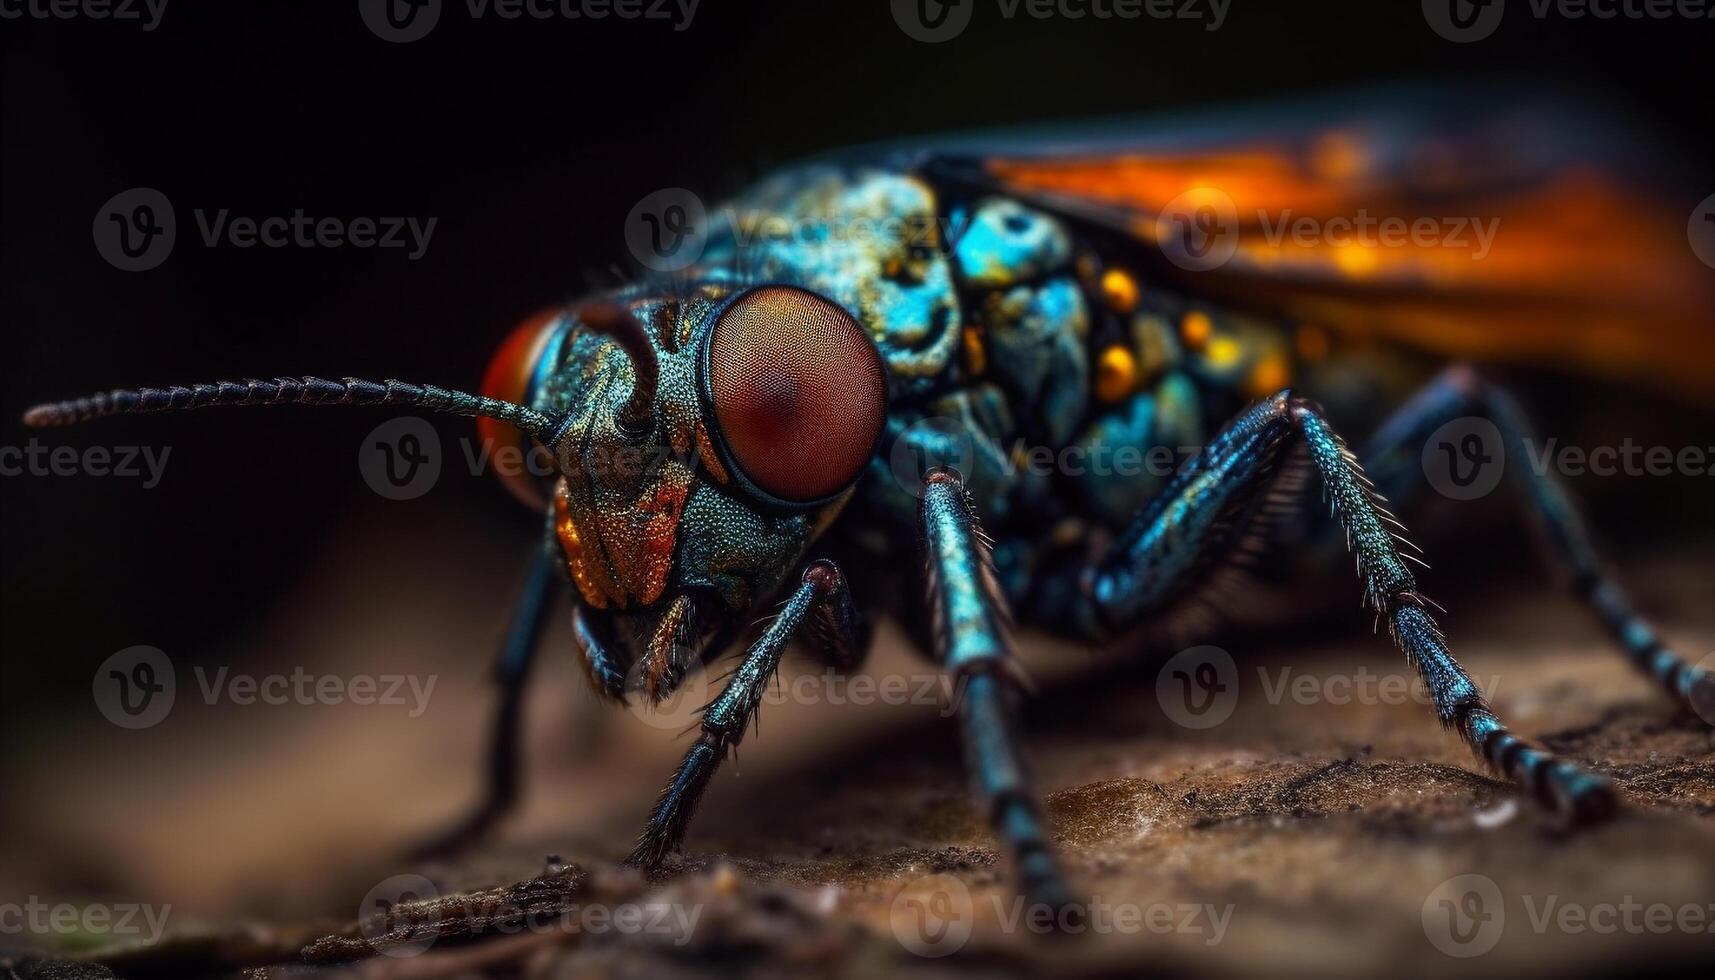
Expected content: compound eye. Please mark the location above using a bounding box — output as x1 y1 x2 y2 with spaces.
704 286 888 503
479 308 566 507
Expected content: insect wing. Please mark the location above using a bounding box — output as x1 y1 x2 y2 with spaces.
899 86 1715 398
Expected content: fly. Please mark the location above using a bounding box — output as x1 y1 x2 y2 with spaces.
22 86 1715 911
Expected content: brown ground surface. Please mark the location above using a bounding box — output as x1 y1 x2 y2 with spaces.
3 522 1712 980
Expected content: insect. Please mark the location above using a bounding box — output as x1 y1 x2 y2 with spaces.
24 87 1715 912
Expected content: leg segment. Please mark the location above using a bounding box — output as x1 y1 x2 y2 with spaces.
802 560 869 672
571 604 629 701
626 560 864 869
1081 392 1616 825
922 468 1073 911
1361 366 1713 723
413 546 558 857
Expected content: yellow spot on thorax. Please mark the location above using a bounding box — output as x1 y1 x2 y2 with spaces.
962 325 987 375
1095 345 1138 403
1099 268 1140 314
1204 334 1242 370
1180 310 1213 351
1246 354 1291 397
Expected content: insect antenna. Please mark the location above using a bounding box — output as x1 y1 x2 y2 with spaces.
22 376 572 447
572 300 657 437
21 302 664 446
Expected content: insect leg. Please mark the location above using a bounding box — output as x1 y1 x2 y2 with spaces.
801 560 869 672
625 561 853 870
412 545 558 857
1358 366 1713 725
571 604 629 701
921 467 1074 913
1083 392 1617 826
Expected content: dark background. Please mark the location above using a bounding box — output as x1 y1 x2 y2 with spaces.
3 1 1711 753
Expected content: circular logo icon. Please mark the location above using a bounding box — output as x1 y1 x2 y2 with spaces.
624 646 714 731
625 188 708 272
1155 645 1238 730
1422 873 1504 957
93 188 175 272
889 873 974 956
360 873 442 957
891 0 973 43
93 645 176 730
888 416 977 500
359 0 442 42
359 417 443 500
1689 193 1715 270
1155 188 1239 273
1423 0 1504 42
1689 652 1715 727
1422 416 1504 501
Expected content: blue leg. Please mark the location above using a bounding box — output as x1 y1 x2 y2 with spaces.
571 604 629 701
413 545 558 857
626 560 864 869
1361 366 1714 725
1081 392 1617 826
802 561 870 672
922 468 1074 912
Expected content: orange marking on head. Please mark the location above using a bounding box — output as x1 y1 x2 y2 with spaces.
592 465 691 608
555 478 612 609
1295 325 1331 361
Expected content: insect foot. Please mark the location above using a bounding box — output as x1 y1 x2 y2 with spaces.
1461 707 1619 830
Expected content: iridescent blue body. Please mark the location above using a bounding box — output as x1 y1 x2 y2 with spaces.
519 162 1300 637
462 153 1705 900
22 90 1712 913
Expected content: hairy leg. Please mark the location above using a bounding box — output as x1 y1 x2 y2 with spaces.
625 560 865 869
1076 392 1616 824
921 468 1074 911
1360 366 1713 723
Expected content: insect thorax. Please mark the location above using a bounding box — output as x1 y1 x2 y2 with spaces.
697 164 1299 550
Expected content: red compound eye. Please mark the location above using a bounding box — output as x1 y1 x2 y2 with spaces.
704 286 888 503
479 307 564 508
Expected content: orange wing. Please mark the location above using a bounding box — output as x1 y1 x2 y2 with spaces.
917 90 1715 398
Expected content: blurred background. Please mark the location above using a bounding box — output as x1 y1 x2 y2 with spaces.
2 2 1712 977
